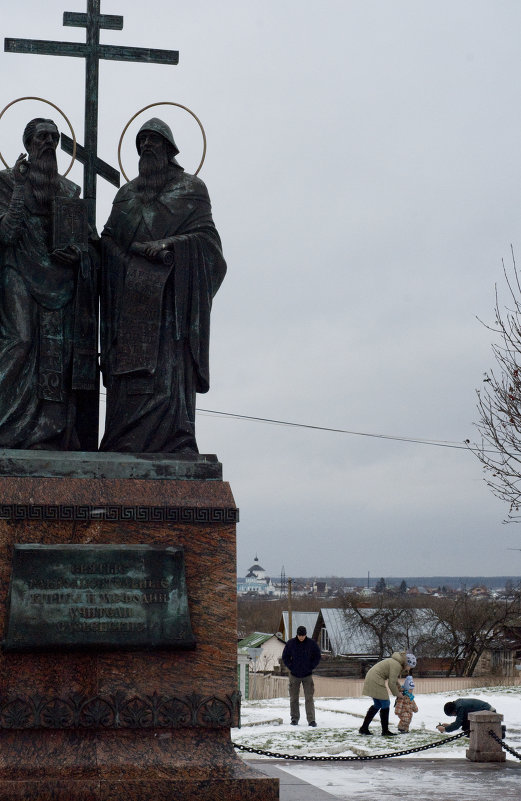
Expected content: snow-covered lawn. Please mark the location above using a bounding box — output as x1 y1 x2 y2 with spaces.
232 685 521 761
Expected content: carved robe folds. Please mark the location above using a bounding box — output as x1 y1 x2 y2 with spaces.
0 171 97 450
100 169 226 453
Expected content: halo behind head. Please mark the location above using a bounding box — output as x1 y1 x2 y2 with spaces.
118 101 206 182
0 96 76 175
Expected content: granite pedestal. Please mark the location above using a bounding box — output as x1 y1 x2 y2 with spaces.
466 710 506 763
0 451 278 800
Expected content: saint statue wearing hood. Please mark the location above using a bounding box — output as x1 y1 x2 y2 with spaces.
99 118 226 453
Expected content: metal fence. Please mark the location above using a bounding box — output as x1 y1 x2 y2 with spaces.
248 673 521 700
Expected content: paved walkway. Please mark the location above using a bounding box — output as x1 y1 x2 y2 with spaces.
249 758 521 800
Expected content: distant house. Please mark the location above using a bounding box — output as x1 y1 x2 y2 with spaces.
278 609 382 657
279 607 453 658
474 618 521 676
237 631 285 672
315 608 380 658
279 608 521 677
312 581 329 596
470 586 491 598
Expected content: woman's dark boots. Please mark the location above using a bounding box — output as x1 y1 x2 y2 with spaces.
359 705 378 735
380 707 397 736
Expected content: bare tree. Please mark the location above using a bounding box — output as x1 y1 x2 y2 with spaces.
423 592 521 676
474 250 521 519
340 593 414 660
340 591 521 675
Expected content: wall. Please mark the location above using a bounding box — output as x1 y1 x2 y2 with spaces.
247 674 521 701
250 639 285 673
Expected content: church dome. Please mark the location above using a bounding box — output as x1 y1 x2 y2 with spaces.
247 555 265 574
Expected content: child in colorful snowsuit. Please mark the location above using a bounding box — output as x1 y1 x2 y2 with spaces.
394 675 418 733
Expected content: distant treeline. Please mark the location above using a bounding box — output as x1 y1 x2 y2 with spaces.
283 576 520 590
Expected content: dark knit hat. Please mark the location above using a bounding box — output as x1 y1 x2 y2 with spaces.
296 626 307 636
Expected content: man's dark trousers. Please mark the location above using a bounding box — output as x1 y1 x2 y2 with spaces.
289 673 315 723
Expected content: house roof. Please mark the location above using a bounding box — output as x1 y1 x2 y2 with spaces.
238 631 281 648
279 611 319 639
319 607 461 657
319 608 378 656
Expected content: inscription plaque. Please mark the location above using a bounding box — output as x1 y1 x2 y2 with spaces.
3 544 195 651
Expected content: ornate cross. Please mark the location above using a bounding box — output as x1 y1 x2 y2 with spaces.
64 206 81 239
5 0 179 228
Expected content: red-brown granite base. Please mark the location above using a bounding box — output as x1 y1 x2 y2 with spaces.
0 730 277 800
0 473 278 800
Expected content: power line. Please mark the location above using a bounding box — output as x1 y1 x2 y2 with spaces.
99 392 478 452
196 408 473 451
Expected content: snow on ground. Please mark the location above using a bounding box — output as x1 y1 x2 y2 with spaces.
232 685 521 761
233 687 521 799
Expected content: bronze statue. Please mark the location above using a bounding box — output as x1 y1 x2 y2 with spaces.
0 118 97 450
100 118 226 453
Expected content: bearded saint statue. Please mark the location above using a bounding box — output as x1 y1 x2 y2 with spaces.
99 118 226 453
0 118 97 450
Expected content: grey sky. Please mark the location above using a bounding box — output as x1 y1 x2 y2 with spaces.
2 1 521 578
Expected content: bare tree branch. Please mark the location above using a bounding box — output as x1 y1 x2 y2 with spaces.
474 251 521 520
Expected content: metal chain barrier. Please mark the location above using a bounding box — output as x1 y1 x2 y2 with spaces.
488 729 521 761
233 731 467 761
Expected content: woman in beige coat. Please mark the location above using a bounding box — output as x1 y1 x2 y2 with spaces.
359 651 416 736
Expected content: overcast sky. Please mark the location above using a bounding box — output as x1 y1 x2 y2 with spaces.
3 0 521 579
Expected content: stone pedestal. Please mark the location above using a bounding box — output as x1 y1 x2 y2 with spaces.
0 451 278 800
466 710 506 763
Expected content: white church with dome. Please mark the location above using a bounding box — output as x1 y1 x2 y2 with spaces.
237 555 275 596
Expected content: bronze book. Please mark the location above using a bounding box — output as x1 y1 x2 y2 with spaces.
52 197 88 250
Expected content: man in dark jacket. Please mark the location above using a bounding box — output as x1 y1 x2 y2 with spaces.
436 698 496 734
282 625 321 726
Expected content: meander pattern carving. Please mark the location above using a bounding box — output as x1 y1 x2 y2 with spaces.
0 505 238 522
0 690 240 729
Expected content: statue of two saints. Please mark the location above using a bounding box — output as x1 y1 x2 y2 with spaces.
0 117 226 454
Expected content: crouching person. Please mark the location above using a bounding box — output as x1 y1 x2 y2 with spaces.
359 651 417 736
436 698 496 735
